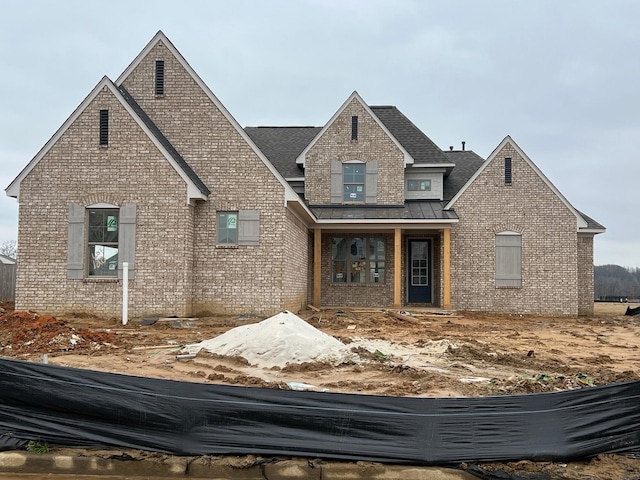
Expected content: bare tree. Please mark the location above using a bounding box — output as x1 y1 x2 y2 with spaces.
0 240 17 259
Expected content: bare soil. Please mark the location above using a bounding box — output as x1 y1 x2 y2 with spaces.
1 301 639 479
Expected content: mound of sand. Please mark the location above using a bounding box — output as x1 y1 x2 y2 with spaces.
184 311 356 368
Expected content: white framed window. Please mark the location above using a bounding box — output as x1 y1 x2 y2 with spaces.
407 179 431 191
496 232 521 288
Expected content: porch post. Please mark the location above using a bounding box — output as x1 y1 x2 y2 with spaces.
313 228 322 307
443 228 451 310
394 228 402 308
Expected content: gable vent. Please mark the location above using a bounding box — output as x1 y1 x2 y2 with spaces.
155 60 165 96
504 157 512 184
351 115 358 141
99 109 109 146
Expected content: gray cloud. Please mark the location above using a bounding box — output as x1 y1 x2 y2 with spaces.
1 0 638 266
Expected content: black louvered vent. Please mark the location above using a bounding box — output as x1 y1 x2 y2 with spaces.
99 109 109 146
351 115 358 141
505 157 512 184
155 60 165 96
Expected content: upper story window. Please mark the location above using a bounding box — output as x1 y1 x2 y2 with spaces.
331 160 377 204
343 163 365 202
99 109 109 146
155 60 165 96
504 157 512 185
351 115 358 141
408 179 431 191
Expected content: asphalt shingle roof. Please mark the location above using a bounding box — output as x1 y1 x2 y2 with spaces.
370 106 451 164
118 86 210 196
442 150 486 202
245 127 321 179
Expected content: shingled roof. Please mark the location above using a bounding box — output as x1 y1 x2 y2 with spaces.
369 106 451 165
245 126 321 179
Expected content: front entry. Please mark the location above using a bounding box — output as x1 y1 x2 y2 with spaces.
408 239 431 304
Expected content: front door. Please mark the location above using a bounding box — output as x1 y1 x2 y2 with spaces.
408 239 431 304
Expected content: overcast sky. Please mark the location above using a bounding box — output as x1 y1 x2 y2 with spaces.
1 0 638 267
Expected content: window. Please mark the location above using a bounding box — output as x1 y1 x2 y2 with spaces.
407 179 431 191
496 233 521 287
217 210 260 246
331 160 377 204
88 209 119 277
99 109 109 146
351 115 358 141
505 157 512 184
155 60 165 96
332 237 385 284
343 163 365 202
67 203 136 280
217 212 238 244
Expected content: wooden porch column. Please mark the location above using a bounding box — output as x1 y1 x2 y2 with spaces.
393 228 402 308
313 228 322 307
443 228 452 310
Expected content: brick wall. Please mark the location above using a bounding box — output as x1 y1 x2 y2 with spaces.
304 98 405 205
121 40 299 316
16 89 194 318
577 234 595 315
450 142 581 316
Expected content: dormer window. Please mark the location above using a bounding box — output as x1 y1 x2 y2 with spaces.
351 115 358 141
343 163 365 202
99 109 109 146
408 179 431 191
155 60 165 96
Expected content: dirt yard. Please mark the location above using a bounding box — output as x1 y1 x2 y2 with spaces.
1 301 639 479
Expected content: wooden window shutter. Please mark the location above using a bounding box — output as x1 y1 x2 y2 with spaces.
365 159 378 204
67 203 85 279
330 160 342 204
238 210 260 245
496 234 521 287
118 203 136 280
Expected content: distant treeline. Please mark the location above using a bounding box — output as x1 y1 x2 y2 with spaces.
594 265 640 301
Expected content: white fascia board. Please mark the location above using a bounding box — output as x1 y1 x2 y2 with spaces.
579 228 606 235
295 91 414 167
116 31 306 210
445 135 588 230
409 163 455 169
285 177 305 181
314 218 458 230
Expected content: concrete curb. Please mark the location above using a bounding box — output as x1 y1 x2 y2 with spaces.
0 452 477 479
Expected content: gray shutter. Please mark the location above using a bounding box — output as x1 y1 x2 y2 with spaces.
67 203 85 279
238 210 260 245
118 203 136 280
330 160 342 204
365 159 378 204
495 234 521 287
